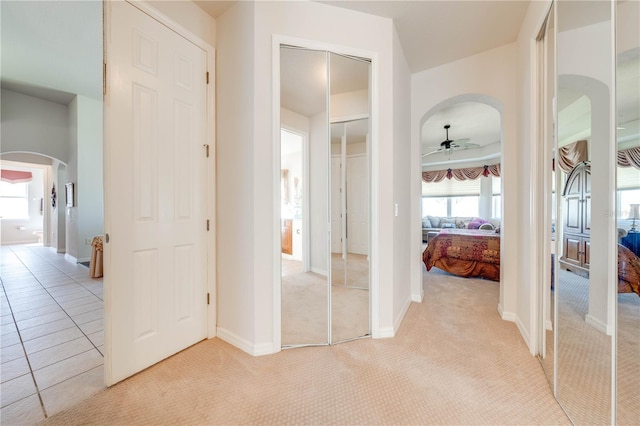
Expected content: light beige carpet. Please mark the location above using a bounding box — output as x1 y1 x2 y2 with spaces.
41 267 570 425
556 269 611 425
281 258 369 346
617 291 640 425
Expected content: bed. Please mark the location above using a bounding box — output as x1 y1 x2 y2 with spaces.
422 229 500 281
618 244 640 296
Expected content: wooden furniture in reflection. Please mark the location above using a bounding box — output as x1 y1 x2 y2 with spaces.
560 161 590 276
281 219 292 255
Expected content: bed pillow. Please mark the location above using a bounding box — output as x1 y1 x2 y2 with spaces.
467 217 489 229
422 218 432 228
440 219 456 228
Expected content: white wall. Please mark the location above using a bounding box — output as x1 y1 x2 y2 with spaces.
557 18 615 334
0 88 103 262
392 27 413 330
514 0 553 353
412 44 519 324
217 0 403 354
309 112 329 275
216 0 257 350
51 161 66 253
76 95 104 262
331 89 368 119
66 97 79 260
150 0 217 46
1 89 70 162
0 161 45 245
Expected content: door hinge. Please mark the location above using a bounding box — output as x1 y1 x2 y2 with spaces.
206 219 210 231
204 144 210 158
103 62 107 95
206 71 209 84
207 293 210 305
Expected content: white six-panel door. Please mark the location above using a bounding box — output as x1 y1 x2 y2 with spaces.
346 155 368 255
105 1 208 385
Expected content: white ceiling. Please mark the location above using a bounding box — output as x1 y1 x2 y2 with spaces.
199 1 531 73
280 47 369 118
198 0 529 168
421 102 501 168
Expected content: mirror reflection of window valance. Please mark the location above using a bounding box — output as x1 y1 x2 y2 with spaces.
557 139 588 173
617 147 640 170
422 164 500 183
0 169 32 183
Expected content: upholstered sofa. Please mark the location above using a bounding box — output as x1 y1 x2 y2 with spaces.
422 216 497 242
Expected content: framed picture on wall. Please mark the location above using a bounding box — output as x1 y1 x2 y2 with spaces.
65 183 74 207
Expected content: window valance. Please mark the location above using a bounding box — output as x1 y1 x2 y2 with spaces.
555 139 640 172
1 170 33 183
422 164 500 183
617 147 640 170
557 140 588 173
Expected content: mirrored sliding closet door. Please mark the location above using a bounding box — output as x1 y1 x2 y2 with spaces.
554 1 615 424
280 46 371 347
615 0 640 424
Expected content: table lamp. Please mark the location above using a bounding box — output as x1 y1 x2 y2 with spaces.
629 203 640 232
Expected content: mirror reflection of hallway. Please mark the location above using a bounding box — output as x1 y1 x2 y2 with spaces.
280 127 328 346
279 45 371 347
330 119 370 343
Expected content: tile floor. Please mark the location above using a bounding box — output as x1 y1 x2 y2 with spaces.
1 245 105 424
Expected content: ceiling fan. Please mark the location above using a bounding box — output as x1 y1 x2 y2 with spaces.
422 124 480 157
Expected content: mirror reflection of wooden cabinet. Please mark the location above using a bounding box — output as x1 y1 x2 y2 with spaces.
281 219 292 255
560 161 591 276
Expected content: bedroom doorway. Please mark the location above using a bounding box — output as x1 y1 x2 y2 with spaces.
418 97 504 304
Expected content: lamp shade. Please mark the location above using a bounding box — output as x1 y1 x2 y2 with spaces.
629 204 640 220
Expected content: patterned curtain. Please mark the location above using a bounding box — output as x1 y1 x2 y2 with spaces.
422 164 501 182
617 147 640 170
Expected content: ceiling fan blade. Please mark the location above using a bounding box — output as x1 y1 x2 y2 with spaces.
451 137 470 144
422 149 443 157
455 142 481 150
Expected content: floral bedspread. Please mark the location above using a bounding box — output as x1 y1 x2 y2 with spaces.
423 229 500 281
618 244 640 296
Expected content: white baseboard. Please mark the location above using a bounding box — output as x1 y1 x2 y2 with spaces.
514 315 531 353
374 326 395 338
216 327 275 356
545 320 553 331
585 314 612 336
64 253 78 264
411 291 424 303
392 296 412 335
77 257 90 263
310 267 327 276
50 246 66 254
497 304 516 322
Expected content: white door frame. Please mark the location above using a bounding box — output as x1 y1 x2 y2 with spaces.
280 126 310 271
272 35 379 350
103 0 216 385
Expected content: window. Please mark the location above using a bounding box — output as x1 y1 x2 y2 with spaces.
0 181 29 219
421 177 481 217
617 166 640 219
422 197 447 216
492 176 501 219
422 195 479 217
451 196 479 216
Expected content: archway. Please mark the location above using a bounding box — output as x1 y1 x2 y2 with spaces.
416 94 504 305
